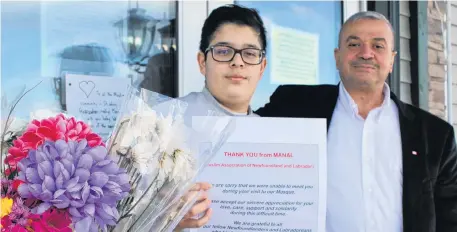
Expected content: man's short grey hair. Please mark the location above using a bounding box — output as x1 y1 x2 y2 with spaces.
338 11 395 49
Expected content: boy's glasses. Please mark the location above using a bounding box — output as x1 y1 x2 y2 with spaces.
205 45 265 65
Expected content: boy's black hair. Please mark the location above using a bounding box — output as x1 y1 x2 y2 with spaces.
199 4 267 53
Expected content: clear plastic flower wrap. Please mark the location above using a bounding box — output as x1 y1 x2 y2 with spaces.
106 86 235 232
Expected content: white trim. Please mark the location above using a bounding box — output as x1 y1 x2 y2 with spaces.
359 0 368 12
343 0 365 21
446 0 453 124
178 1 208 97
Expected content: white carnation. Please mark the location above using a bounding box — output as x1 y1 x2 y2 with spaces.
131 140 160 175
170 149 195 183
156 114 173 152
159 152 174 180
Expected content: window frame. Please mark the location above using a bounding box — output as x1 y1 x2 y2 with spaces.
409 1 429 110
367 0 401 97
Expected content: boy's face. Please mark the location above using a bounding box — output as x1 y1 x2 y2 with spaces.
198 23 266 112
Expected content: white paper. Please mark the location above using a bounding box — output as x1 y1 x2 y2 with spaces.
270 24 319 85
64 74 130 140
192 117 327 232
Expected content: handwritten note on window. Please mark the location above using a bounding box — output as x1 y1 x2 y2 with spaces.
65 74 130 140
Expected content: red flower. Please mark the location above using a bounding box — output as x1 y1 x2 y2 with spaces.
29 208 72 232
4 114 104 171
63 117 103 147
11 180 24 192
1 215 30 232
0 218 29 232
1 215 12 228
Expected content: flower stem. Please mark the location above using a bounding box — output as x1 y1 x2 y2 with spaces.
125 177 170 232
118 171 160 221
0 81 42 176
107 119 129 156
130 173 142 190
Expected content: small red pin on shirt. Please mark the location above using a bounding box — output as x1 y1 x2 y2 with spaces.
412 151 418 155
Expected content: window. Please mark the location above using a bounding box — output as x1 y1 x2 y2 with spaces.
1 1 178 119
235 1 342 110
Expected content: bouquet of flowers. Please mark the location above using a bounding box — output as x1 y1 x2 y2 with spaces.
0 84 235 232
106 87 235 232
1 115 131 231
0 84 131 231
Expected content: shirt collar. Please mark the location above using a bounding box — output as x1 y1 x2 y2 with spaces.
201 87 254 116
338 82 391 121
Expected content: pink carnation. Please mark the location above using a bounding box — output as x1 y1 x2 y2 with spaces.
29 208 72 232
4 114 103 173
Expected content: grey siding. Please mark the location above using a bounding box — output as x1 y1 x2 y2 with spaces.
451 3 457 128
400 1 412 104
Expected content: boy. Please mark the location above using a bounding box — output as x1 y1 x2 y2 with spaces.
175 4 267 231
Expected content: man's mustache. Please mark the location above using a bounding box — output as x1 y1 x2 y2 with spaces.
351 60 380 69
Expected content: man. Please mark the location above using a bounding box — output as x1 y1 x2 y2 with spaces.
255 11 457 232
174 4 267 231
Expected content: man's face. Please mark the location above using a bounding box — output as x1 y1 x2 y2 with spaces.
334 19 396 90
198 23 266 110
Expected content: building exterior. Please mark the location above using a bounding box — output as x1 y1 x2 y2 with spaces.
366 1 452 128
1 0 455 132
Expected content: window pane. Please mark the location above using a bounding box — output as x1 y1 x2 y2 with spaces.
235 1 342 111
2 1 177 136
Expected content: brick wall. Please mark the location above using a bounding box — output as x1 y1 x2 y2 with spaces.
428 0 447 120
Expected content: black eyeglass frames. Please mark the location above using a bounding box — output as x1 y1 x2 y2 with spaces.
205 45 265 65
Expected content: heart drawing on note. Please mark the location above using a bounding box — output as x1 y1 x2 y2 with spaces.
79 81 95 98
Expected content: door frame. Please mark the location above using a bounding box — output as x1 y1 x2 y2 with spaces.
177 1 208 97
